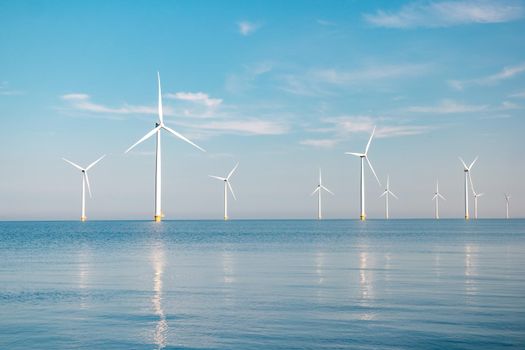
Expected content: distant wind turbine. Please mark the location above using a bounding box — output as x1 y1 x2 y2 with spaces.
505 194 511 219
469 176 484 219
432 180 446 219
209 163 239 220
62 155 105 221
459 156 478 220
379 175 397 219
125 72 206 222
346 126 381 220
310 169 334 220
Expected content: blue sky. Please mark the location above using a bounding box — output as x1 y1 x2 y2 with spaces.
1 0 524 220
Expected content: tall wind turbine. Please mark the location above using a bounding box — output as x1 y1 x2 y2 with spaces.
469 176 484 219
125 72 206 222
310 169 334 220
209 163 239 220
379 175 397 219
432 180 446 219
345 126 381 220
505 194 511 219
62 155 105 221
459 156 478 220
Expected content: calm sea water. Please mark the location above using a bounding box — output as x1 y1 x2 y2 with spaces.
0 220 524 349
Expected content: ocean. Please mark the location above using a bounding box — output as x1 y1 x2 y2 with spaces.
1 219 524 349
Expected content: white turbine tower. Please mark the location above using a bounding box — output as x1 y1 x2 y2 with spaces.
469 176 484 219
379 175 397 219
125 72 206 222
505 194 511 219
345 126 381 220
432 180 446 219
310 169 334 220
209 163 239 220
459 156 478 220
62 155 105 221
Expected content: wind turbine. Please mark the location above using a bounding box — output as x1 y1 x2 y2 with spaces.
469 176 484 219
432 180 446 219
125 72 206 222
379 175 397 219
310 169 334 220
62 155 105 221
505 194 511 219
345 126 381 220
459 156 478 220
209 163 239 220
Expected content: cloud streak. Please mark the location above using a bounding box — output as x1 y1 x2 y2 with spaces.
165 92 222 107
364 0 524 28
450 62 525 90
61 93 157 115
406 99 488 114
238 21 260 36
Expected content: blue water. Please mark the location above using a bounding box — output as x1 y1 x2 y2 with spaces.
1 220 524 349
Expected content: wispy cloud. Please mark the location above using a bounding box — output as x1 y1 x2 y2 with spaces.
364 0 524 28
316 19 336 26
61 93 157 115
0 81 23 96
164 92 222 107
406 99 488 114
177 119 289 136
300 116 432 148
279 63 430 96
509 90 525 98
450 62 525 90
225 61 273 93
238 21 260 36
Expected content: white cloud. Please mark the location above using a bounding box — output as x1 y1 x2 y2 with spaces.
406 99 488 114
300 139 338 148
60 93 157 115
364 0 524 28
316 19 336 26
451 62 525 90
238 21 260 36
180 119 288 136
165 92 222 107
509 90 525 98
225 62 273 93
279 63 430 96
0 81 23 96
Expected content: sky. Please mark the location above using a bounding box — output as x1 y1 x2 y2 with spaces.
0 0 524 220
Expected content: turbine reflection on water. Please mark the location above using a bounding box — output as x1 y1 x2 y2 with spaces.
151 242 168 349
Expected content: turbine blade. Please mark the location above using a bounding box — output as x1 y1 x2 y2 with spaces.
62 158 84 171
227 162 239 180
311 187 320 196
478 193 484 197
86 154 106 171
209 175 226 181
469 156 478 170
162 125 206 152
319 168 322 185
432 194 438 201
125 126 160 153
321 185 334 195
438 193 446 200
157 72 164 125
389 190 399 199
380 191 387 198
227 181 236 200
468 172 476 195
365 126 376 155
366 156 381 186
345 152 364 157
458 157 468 170
84 172 92 198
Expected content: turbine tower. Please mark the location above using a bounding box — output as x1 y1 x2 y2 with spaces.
209 163 239 220
125 72 206 222
62 155 105 221
469 176 484 219
310 169 334 220
432 180 446 219
459 156 478 220
345 126 381 220
379 175 398 219
505 194 511 219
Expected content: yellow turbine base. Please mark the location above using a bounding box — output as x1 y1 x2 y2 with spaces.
465 215 469 220
360 215 366 221
80 216 87 222
154 215 162 222
224 216 228 221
